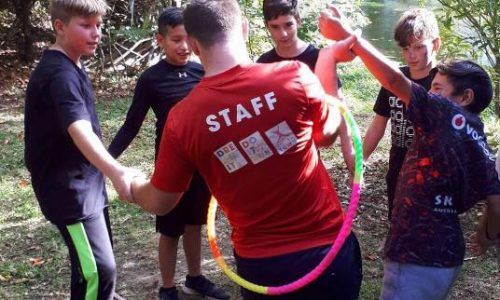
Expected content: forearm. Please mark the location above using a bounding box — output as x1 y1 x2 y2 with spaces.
339 121 354 174
130 177 182 216
68 120 125 179
315 46 339 96
363 116 388 161
476 195 500 246
108 124 141 158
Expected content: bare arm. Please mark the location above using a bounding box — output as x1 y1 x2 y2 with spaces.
312 94 342 148
130 177 183 216
363 114 389 161
315 42 355 175
68 120 141 201
473 194 500 255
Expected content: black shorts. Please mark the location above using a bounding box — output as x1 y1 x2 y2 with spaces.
156 172 211 237
235 233 363 300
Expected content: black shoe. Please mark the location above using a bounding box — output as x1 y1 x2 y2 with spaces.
182 275 230 299
159 286 179 300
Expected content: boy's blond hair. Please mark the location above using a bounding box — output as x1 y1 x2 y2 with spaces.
50 0 109 24
394 8 439 47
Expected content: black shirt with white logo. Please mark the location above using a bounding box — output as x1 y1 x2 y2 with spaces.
373 66 435 202
384 83 500 267
108 60 204 158
24 50 106 224
257 44 342 88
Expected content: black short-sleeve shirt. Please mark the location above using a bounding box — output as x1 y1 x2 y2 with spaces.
384 83 500 267
372 66 435 197
257 44 342 88
24 50 106 225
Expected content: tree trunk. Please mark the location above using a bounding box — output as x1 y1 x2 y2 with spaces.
13 0 36 62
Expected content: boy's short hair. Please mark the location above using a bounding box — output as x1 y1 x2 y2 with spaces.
394 8 439 47
50 0 109 24
434 59 493 114
262 0 299 23
158 7 184 36
183 0 241 48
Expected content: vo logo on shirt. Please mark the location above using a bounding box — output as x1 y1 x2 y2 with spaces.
451 114 466 130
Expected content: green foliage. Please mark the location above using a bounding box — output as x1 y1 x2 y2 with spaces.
239 0 272 60
436 0 500 116
339 61 380 113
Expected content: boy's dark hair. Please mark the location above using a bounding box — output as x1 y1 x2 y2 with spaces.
50 0 109 24
183 0 241 48
394 8 439 47
434 59 493 114
158 7 184 36
262 0 299 23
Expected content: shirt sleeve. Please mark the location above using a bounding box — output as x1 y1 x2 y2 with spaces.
49 70 91 132
372 87 391 117
150 109 195 193
296 62 330 135
108 76 151 158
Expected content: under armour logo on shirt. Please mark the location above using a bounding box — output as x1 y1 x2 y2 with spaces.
178 72 187 78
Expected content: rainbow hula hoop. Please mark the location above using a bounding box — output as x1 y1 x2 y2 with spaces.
206 102 363 295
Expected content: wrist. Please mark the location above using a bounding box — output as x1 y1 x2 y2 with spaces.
130 179 138 204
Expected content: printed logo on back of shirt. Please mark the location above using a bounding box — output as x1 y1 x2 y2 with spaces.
451 114 495 161
433 194 457 214
389 96 413 148
214 142 248 173
239 131 273 164
451 114 466 130
265 121 298 155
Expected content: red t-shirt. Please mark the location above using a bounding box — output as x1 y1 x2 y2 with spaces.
151 61 344 258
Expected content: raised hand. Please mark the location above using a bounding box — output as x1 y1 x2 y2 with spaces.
318 5 354 41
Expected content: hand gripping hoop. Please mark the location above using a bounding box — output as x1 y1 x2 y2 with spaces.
206 101 363 295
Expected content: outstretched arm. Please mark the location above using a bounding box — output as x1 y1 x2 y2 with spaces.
68 120 143 201
318 6 413 104
130 177 183 216
315 40 356 174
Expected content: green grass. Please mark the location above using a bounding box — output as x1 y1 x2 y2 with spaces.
1 64 499 298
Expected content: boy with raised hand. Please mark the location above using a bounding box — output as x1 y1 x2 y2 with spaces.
363 8 441 220
258 0 354 179
318 6 500 299
24 0 141 298
125 0 363 299
108 7 227 300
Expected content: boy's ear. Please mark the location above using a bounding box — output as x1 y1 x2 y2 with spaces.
155 33 164 45
53 19 65 36
188 37 200 56
432 37 441 54
460 88 474 107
